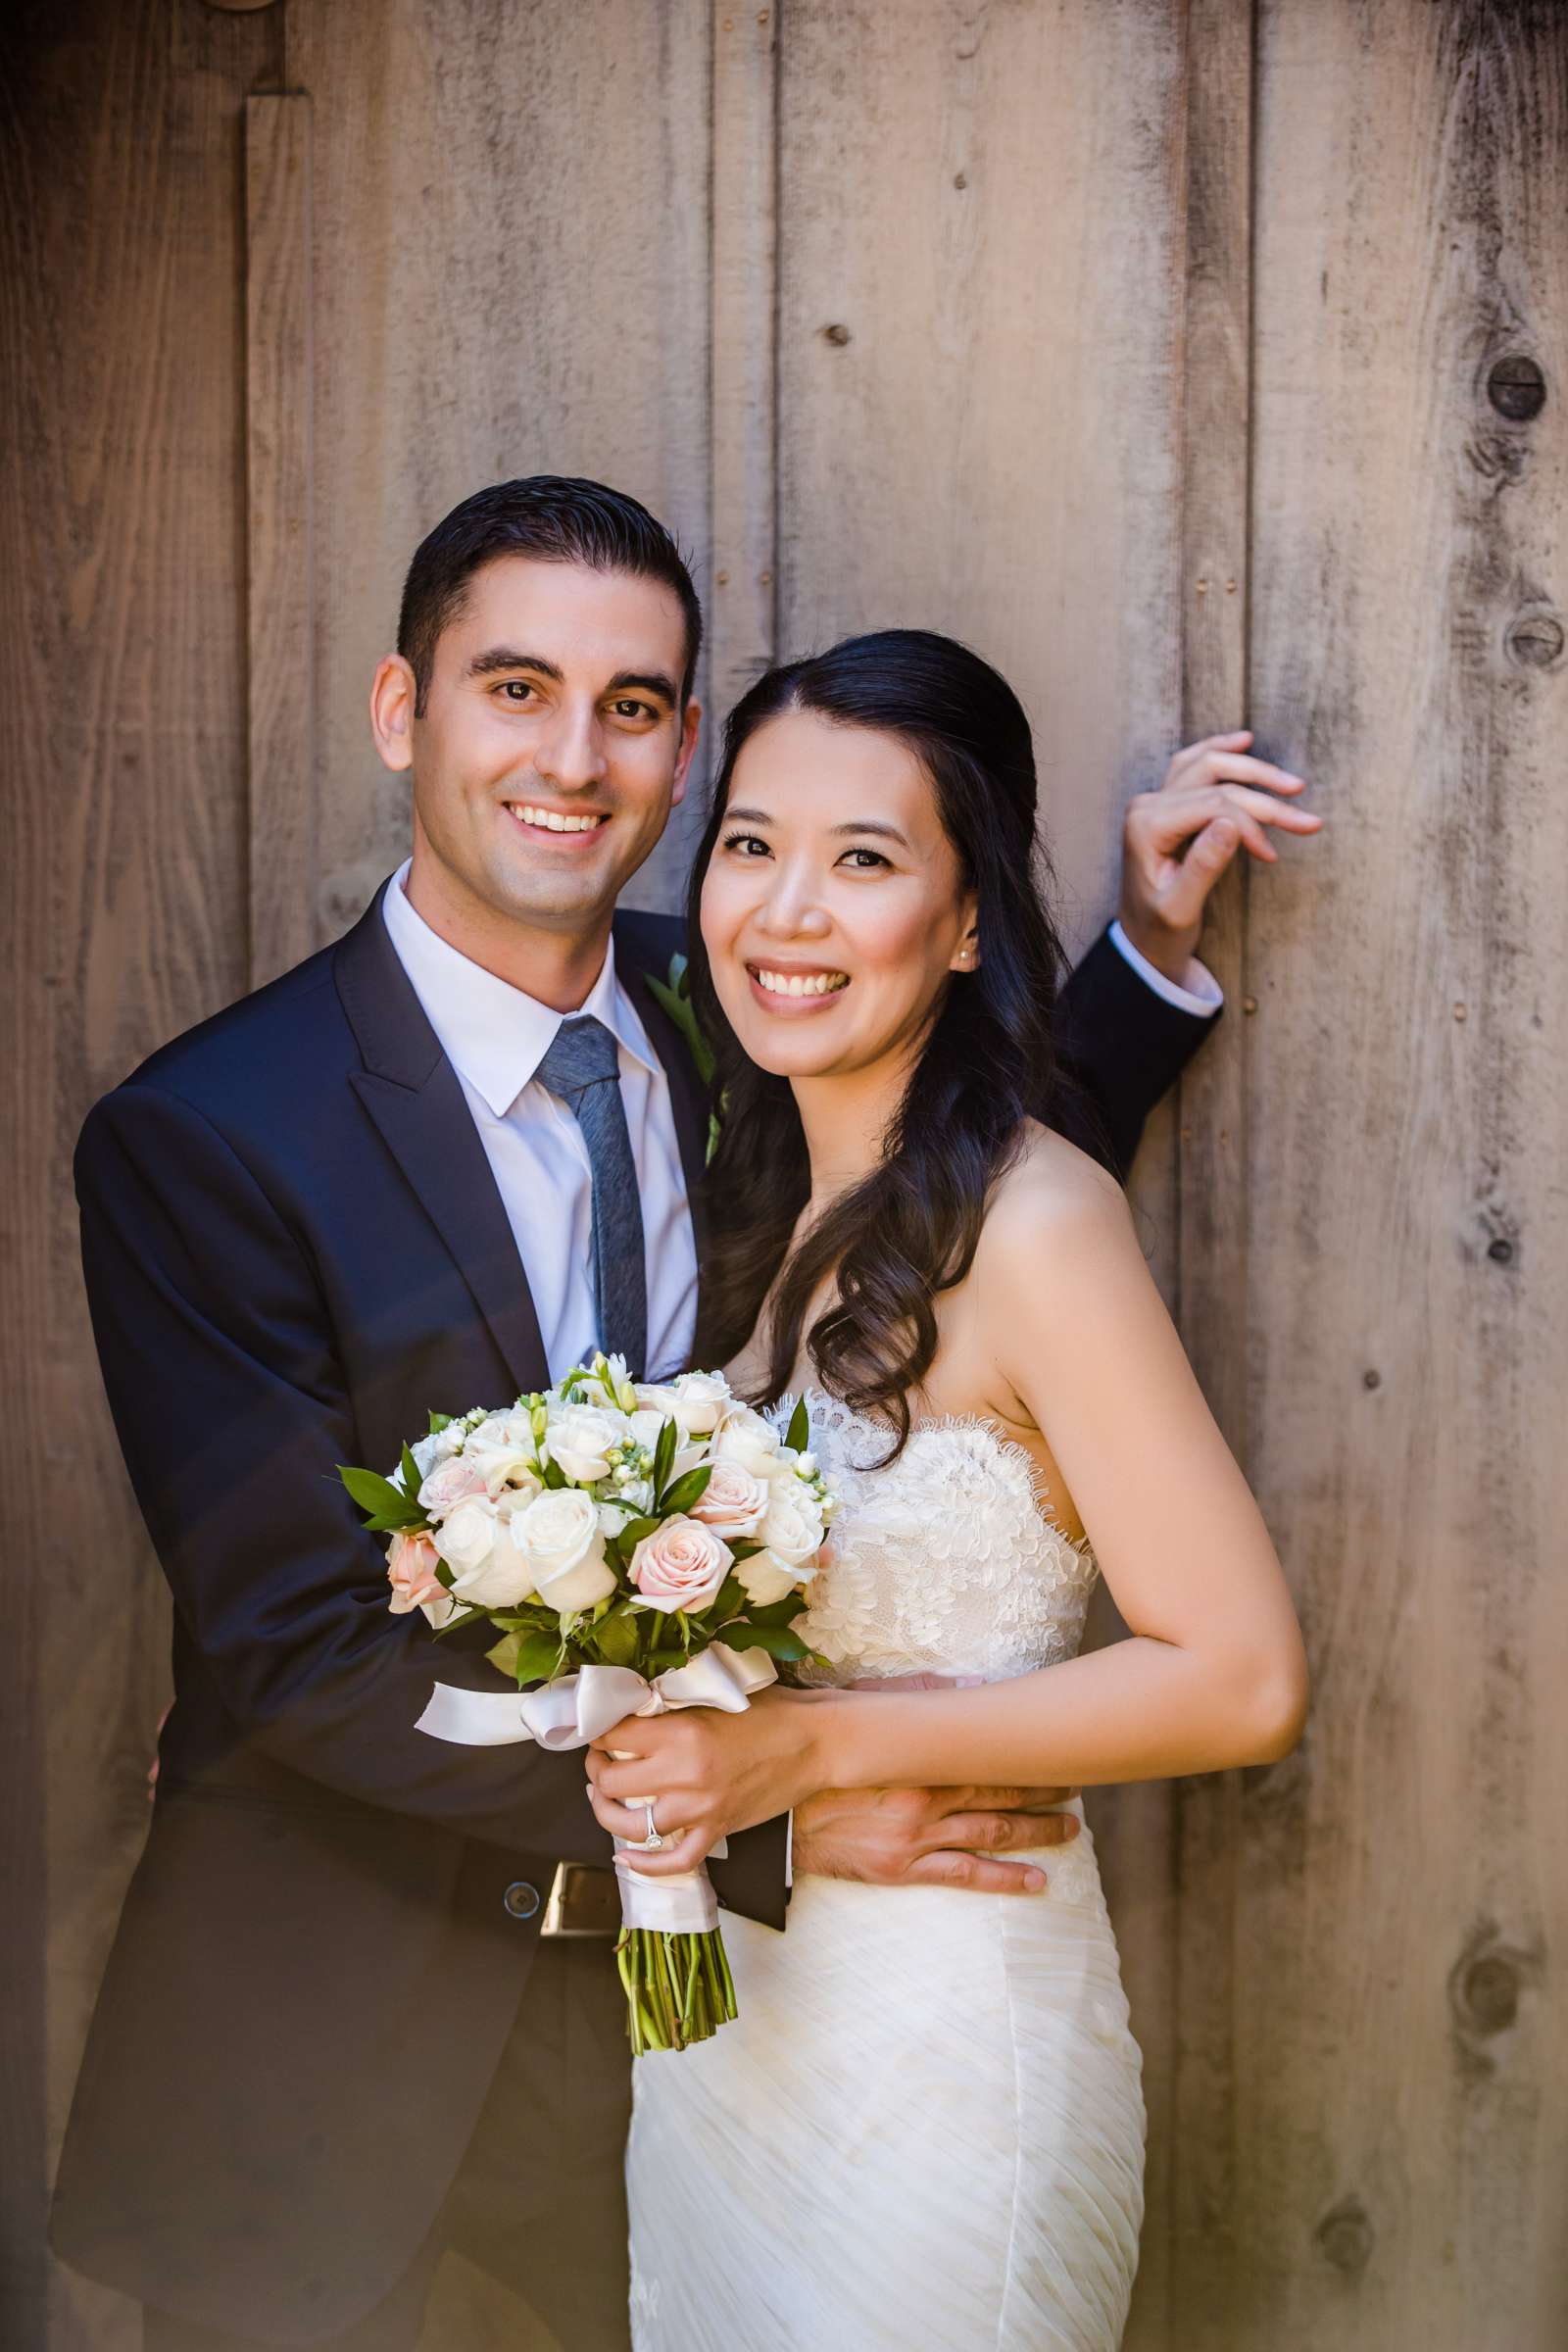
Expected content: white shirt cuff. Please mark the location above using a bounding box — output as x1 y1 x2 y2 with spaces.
785 1809 793 1888
1107 919 1223 1018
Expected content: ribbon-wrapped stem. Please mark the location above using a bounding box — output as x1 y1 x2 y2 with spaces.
416 1642 776 2054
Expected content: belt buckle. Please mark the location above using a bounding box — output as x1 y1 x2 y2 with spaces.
540 1859 622 1939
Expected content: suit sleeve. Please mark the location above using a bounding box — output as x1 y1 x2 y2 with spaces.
76 1080 621 1863
1051 926 1222 1181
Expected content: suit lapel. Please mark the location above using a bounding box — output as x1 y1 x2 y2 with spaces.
334 884 550 1397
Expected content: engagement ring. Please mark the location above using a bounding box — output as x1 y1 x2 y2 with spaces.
640 1802 665 1851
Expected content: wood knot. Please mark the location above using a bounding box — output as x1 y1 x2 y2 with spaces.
1487 354 1545 422
1504 612 1564 669
1456 1952 1520 2035
1488 1237 1514 1264
1447 1918 1542 2066
821 322 853 347
1314 2195 1374 2277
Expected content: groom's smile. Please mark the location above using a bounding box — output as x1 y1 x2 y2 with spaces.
371 552 703 994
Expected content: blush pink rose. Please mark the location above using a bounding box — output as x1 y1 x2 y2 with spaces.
688 1460 769 1543
416 1456 489 1518
386 1531 446 1614
628 1515 732 1614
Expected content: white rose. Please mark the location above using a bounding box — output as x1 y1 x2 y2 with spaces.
712 1417 784 1481
433 1498 538 1607
508 1487 617 1613
431 1496 502 1577
466 1410 541 1496
545 1402 629 1486
669 1370 732 1435
736 1547 811 1607
626 1407 707 1486
409 1430 444 1481
759 1477 824 1567
633 1382 684 1423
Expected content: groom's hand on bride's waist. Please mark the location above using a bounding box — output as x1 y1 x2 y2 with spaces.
789 1784 1082 1894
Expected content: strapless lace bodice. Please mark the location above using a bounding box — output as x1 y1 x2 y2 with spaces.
775 1391 1101 1687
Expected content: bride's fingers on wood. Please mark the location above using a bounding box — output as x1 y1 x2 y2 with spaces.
1187 750 1306 797
1162 729 1252 785
904 1850 1049 1894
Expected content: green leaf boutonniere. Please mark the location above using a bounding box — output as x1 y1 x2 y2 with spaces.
647 953 726 1163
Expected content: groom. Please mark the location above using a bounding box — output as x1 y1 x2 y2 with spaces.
52 478 1312 2350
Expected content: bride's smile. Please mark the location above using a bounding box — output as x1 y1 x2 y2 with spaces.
700 705 979 1084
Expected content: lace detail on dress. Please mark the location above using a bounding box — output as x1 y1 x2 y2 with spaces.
770 1390 1101 1689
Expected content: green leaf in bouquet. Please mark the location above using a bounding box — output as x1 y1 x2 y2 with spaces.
658 1462 712 1518
785 1396 810 1454
652 1415 677 1499
589 1606 640 1669
494 1627 567 1687
427 1411 453 1434
400 1443 426 1509
726 1538 762 1562
699 1573 748 1625
616 1514 662 1558
744 1592 808 1628
718 1622 810 1662
541 1454 567 1490
431 1606 484 1639
337 1464 422 1526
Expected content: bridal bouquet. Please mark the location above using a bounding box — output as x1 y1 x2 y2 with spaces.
337 1353 835 2054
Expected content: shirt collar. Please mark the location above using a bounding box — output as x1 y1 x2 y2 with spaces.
380 860 658 1116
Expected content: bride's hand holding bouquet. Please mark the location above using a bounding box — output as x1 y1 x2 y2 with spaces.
336 1353 839 2055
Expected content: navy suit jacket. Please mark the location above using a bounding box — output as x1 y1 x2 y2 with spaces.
51 881 1215 2338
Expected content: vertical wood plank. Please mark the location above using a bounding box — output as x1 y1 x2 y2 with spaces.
772 17 1189 2345
0 6 280 2345
245 93 316 988
710 1 780 724
1237 3 1568 2341
1166 2 1255 2342
286 0 713 924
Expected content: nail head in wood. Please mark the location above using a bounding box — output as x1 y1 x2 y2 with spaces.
822 323 852 346
1504 612 1564 669
1242 995 1258 1014
1487 354 1545 422
1488 1238 1514 1264
1362 1369 1381 1390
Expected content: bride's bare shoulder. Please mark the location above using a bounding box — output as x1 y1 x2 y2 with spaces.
975 1121 1137 1281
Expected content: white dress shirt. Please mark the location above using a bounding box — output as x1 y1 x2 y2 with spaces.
1107 920 1223 1017
381 861 698 1384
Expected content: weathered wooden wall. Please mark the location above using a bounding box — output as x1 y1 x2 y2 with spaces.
3 3 1563 2347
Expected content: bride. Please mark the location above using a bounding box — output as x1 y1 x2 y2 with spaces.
586 628 1309 2350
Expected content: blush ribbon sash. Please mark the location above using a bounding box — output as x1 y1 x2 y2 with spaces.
416 1642 778 1933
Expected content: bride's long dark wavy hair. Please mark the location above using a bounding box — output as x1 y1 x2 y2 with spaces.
687 628 1074 1459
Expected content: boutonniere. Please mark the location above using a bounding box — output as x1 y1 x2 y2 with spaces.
647 953 725 1163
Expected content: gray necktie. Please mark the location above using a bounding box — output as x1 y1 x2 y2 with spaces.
535 1015 648 1379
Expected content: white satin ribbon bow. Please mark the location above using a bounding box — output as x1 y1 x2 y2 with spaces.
416 1642 778 1934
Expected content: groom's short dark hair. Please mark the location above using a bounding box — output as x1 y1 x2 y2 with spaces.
398 475 704 715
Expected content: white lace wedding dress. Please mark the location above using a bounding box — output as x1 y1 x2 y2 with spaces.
626 1394 1146 2350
